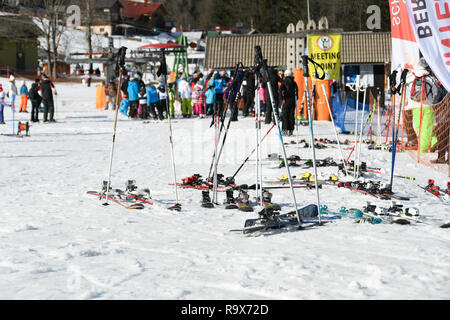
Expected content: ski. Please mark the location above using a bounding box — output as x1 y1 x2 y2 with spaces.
86 191 145 210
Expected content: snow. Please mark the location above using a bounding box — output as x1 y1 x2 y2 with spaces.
0 79 449 300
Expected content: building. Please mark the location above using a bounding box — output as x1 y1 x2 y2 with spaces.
0 12 39 74
119 0 167 35
75 0 123 36
206 31 391 94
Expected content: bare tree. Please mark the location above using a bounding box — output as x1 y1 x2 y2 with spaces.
33 0 70 79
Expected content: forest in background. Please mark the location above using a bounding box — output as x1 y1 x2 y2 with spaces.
164 0 391 33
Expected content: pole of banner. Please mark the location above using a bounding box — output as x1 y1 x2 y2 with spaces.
322 83 349 176
353 75 360 178
417 77 425 163
377 90 381 146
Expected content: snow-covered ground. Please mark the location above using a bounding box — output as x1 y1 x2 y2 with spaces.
0 80 449 300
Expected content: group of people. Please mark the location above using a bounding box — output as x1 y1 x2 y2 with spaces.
0 73 57 125
99 66 299 137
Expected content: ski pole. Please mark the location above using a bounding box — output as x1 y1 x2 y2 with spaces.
356 82 368 178
230 123 276 180
159 48 181 209
104 46 127 206
390 69 408 188
255 46 302 225
321 83 348 176
302 54 325 223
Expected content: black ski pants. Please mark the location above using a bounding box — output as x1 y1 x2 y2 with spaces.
42 99 54 121
282 99 296 131
31 100 40 122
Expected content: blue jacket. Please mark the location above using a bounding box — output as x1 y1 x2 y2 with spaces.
20 85 29 95
119 98 130 116
205 88 216 105
211 76 226 94
146 86 159 104
127 80 140 102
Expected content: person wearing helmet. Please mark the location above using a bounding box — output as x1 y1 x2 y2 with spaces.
279 69 297 136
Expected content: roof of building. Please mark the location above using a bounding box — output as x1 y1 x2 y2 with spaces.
206 32 392 69
206 33 286 69
341 32 391 64
95 0 123 9
119 0 164 19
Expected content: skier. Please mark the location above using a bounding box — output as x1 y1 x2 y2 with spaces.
119 94 130 116
205 85 216 116
178 75 192 117
192 82 206 117
28 79 42 122
0 84 6 124
19 81 29 113
8 74 18 111
279 69 298 136
127 75 140 118
157 81 168 119
242 70 255 117
104 79 117 110
39 74 57 122
146 81 160 120
211 71 228 118
138 87 148 119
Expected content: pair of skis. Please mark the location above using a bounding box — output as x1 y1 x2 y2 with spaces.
419 180 449 200
231 204 331 234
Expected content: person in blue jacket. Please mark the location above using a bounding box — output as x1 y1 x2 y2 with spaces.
211 71 228 117
127 75 140 118
205 85 216 116
146 81 160 120
119 94 130 117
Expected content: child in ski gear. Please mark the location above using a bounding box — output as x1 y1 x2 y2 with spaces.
192 82 206 117
138 87 148 119
39 74 57 122
28 79 42 122
127 76 140 118
19 81 29 112
146 82 160 120
157 82 167 119
168 83 176 117
119 94 130 116
0 84 6 124
205 85 216 116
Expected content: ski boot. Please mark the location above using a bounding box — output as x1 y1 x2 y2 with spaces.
257 206 281 224
224 190 238 210
237 190 253 212
201 191 214 208
261 190 281 210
